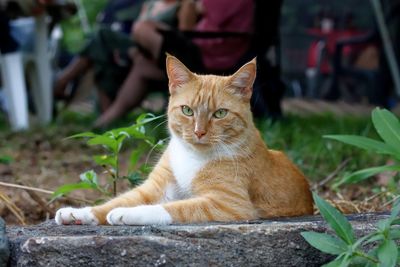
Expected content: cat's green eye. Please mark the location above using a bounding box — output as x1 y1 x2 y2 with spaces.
181 105 194 116
213 108 228 119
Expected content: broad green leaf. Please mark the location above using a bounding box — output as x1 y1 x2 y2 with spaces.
301 232 348 255
93 155 117 169
390 198 400 221
364 233 384 244
372 108 400 157
117 131 130 139
365 248 379 267
322 254 351 267
377 239 397 267
129 143 148 171
334 165 400 188
87 135 118 153
389 229 400 239
52 182 94 197
313 193 355 244
324 135 395 156
118 125 147 139
377 219 391 232
66 131 98 139
398 248 400 264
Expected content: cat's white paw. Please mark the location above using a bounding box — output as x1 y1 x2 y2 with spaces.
55 207 98 225
106 205 172 225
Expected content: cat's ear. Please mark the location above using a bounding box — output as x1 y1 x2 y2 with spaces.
228 58 257 100
166 54 195 94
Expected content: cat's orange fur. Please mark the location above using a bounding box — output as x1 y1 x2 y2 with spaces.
55 55 313 225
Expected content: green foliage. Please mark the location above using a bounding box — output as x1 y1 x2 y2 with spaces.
0 155 12 164
256 113 384 182
324 108 400 189
52 113 165 200
301 193 400 267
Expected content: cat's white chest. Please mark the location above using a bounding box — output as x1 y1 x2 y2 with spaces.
168 136 208 195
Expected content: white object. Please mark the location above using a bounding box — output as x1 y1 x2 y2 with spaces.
55 207 99 225
0 52 29 130
106 205 173 225
0 15 53 131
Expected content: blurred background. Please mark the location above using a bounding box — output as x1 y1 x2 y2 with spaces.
0 0 399 225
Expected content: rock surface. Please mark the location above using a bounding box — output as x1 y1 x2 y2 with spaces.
0 217 10 266
6 213 386 267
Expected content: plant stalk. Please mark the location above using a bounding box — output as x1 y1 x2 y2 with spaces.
354 251 379 264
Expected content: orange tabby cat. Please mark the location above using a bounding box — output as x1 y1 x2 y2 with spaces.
55 55 313 225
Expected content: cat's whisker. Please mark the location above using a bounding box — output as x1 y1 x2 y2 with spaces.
144 136 171 167
151 118 169 133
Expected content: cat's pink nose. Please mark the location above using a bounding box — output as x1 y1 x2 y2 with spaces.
194 129 207 139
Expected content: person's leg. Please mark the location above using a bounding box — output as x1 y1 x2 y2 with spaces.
94 51 165 127
54 57 91 99
133 20 168 60
97 89 113 112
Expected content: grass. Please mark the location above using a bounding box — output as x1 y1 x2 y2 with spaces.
256 113 385 183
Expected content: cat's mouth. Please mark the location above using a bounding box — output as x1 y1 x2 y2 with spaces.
187 137 212 148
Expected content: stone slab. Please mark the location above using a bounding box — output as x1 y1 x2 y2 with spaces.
6 213 388 267
0 217 9 267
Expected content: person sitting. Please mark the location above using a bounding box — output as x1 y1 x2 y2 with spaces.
54 0 181 113
94 0 254 127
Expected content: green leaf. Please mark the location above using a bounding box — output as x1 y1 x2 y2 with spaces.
126 172 144 187
66 131 98 139
389 229 400 239
135 113 163 125
364 233 385 244
301 232 348 255
371 108 400 157
93 155 117 169
52 182 94 197
365 248 379 267
398 248 400 264
79 170 99 186
390 198 400 221
377 239 398 267
313 193 355 244
324 135 395 156
0 155 13 164
87 135 118 153
334 165 400 188
322 254 351 267
129 143 148 171
377 219 391 232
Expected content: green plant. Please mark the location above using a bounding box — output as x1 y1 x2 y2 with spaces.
324 107 400 189
0 155 12 164
52 113 165 200
302 192 400 267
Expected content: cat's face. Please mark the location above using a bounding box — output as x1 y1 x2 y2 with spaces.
166 55 256 152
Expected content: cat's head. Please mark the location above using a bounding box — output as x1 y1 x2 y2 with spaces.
166 55 256 153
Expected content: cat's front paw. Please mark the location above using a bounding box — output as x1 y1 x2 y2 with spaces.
55 207 99 225
106 205 172 225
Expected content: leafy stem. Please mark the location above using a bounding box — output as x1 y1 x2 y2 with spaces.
53 113 165 202
354 250 379 264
